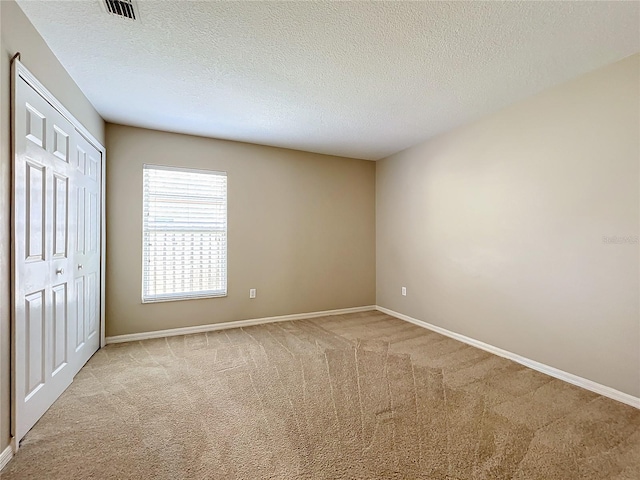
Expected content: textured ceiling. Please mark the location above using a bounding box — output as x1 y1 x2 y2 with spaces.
16 1 640 160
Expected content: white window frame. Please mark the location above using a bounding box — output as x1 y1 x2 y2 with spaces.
141 164 227 303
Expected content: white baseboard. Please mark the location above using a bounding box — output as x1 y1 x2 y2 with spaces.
0 445 13 471
376 306 640 409
105 305 376 344
104 303 638 408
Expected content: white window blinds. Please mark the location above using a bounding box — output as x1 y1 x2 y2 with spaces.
142 165 227 303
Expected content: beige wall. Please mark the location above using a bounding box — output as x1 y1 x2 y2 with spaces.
0 0 105 452
105 124 376 337
377 54 640 397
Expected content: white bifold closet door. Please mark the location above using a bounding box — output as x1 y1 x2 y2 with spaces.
13 71 102 442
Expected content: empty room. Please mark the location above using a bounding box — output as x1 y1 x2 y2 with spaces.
0 0 639 478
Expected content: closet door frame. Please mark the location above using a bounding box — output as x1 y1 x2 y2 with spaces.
10 59 106 451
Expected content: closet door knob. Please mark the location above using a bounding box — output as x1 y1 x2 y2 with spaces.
78 264 83 270
56 268 64 275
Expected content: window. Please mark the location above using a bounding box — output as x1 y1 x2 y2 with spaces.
142 165 227 302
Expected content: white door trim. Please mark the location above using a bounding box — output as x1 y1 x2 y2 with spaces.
11 59 106 448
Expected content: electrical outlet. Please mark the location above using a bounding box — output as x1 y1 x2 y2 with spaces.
249 288 256 299
401 287 407 296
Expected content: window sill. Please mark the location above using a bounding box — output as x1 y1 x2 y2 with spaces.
142 293 227 304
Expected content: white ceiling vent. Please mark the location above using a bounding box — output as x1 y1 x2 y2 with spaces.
102 0 138 20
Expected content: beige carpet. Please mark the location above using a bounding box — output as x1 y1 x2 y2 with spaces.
2 311 639 479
